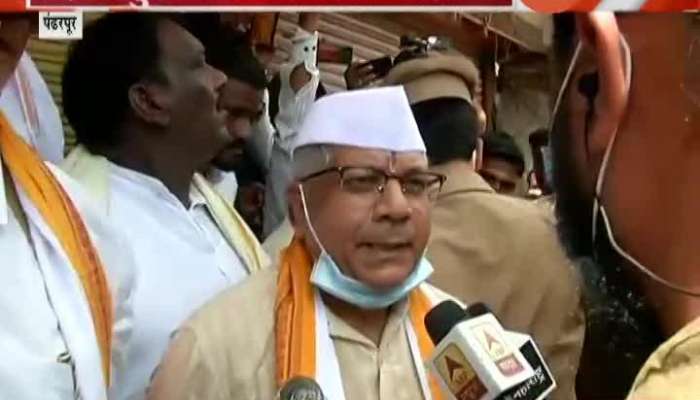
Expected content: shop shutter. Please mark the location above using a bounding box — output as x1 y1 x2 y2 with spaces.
270 13 401 93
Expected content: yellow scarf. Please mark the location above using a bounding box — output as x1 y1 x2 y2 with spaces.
275 238 443 399
192 173 269 273
0 112 112 385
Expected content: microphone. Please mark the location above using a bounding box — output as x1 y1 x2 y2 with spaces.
424 300 535 400
276 376 326 400
465 303 557 400
495 331 556 400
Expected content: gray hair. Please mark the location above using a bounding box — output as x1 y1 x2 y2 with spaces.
292 145 336 179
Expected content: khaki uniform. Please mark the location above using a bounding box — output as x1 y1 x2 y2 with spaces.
626 317 700 400
426 165 585 400
148 267 449 400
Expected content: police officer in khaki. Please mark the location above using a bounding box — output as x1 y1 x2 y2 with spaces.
383 51 585 400
149 87 457 400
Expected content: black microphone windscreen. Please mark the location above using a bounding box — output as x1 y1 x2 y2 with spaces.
465 302 492 319
279 376 325 400
424 300 468 345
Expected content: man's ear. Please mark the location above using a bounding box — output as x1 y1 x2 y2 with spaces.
575 13 629 164
128 82 171 127
286 183 305 239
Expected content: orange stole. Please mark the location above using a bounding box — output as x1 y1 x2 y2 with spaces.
274 238 444 399
0 112 113 385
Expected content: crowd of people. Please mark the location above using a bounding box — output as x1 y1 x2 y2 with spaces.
0 10 697 400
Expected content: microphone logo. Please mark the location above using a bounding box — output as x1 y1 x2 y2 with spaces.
434 343 488 400
471 322 525 377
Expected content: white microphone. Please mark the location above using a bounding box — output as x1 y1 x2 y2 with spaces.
424 301 535 400
465 305 557 400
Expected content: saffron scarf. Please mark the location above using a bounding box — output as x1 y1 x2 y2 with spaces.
275 238 443 399
0 112 112 385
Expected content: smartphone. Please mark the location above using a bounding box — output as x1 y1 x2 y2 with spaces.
250 13 279 51
362 56 393 79
318 43 354 65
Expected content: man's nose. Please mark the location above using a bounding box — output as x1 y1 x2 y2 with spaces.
233 119 252 141
374 179 411 221
209 64 227 90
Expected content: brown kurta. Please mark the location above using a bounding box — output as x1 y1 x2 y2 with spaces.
147 267 450 400
426 164 585 400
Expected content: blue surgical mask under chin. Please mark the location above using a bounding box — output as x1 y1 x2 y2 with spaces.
309 250 434 309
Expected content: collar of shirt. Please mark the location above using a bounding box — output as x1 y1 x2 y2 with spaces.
108 160 208 213
431 163 494 199
108 160 230 262
325 298 410 350
189 183 208 210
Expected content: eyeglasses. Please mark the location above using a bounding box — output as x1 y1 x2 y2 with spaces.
300 166 446 202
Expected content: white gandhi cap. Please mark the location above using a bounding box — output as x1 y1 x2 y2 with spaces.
292 86 426 156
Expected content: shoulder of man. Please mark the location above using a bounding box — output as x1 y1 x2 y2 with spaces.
149 268 280 400
464 190 555 227
432 187 567 268
47 161 134 296
181 266 279 362
47 162 137 373
628 317 700 400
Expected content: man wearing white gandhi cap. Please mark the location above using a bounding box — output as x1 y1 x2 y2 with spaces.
149 86 457 400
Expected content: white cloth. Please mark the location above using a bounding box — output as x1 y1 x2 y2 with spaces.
293 86 425 154
597 0 646 9
275 64 320 148
263 142 294 237
190 185 248 284
206 168 238 206
264 67 320 236
289 28 319 73
246 89 275 172
102 162 248 400
0 52 64 164
0 160 135 400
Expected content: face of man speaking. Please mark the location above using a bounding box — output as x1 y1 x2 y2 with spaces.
549 12 699 396
290 147 434 291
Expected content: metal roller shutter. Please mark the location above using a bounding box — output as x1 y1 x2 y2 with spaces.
270 13 401 93
27 12 104 153
26 38 74 153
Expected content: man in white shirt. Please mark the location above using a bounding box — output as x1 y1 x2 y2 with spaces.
60 14 267 400
0 13 134 400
